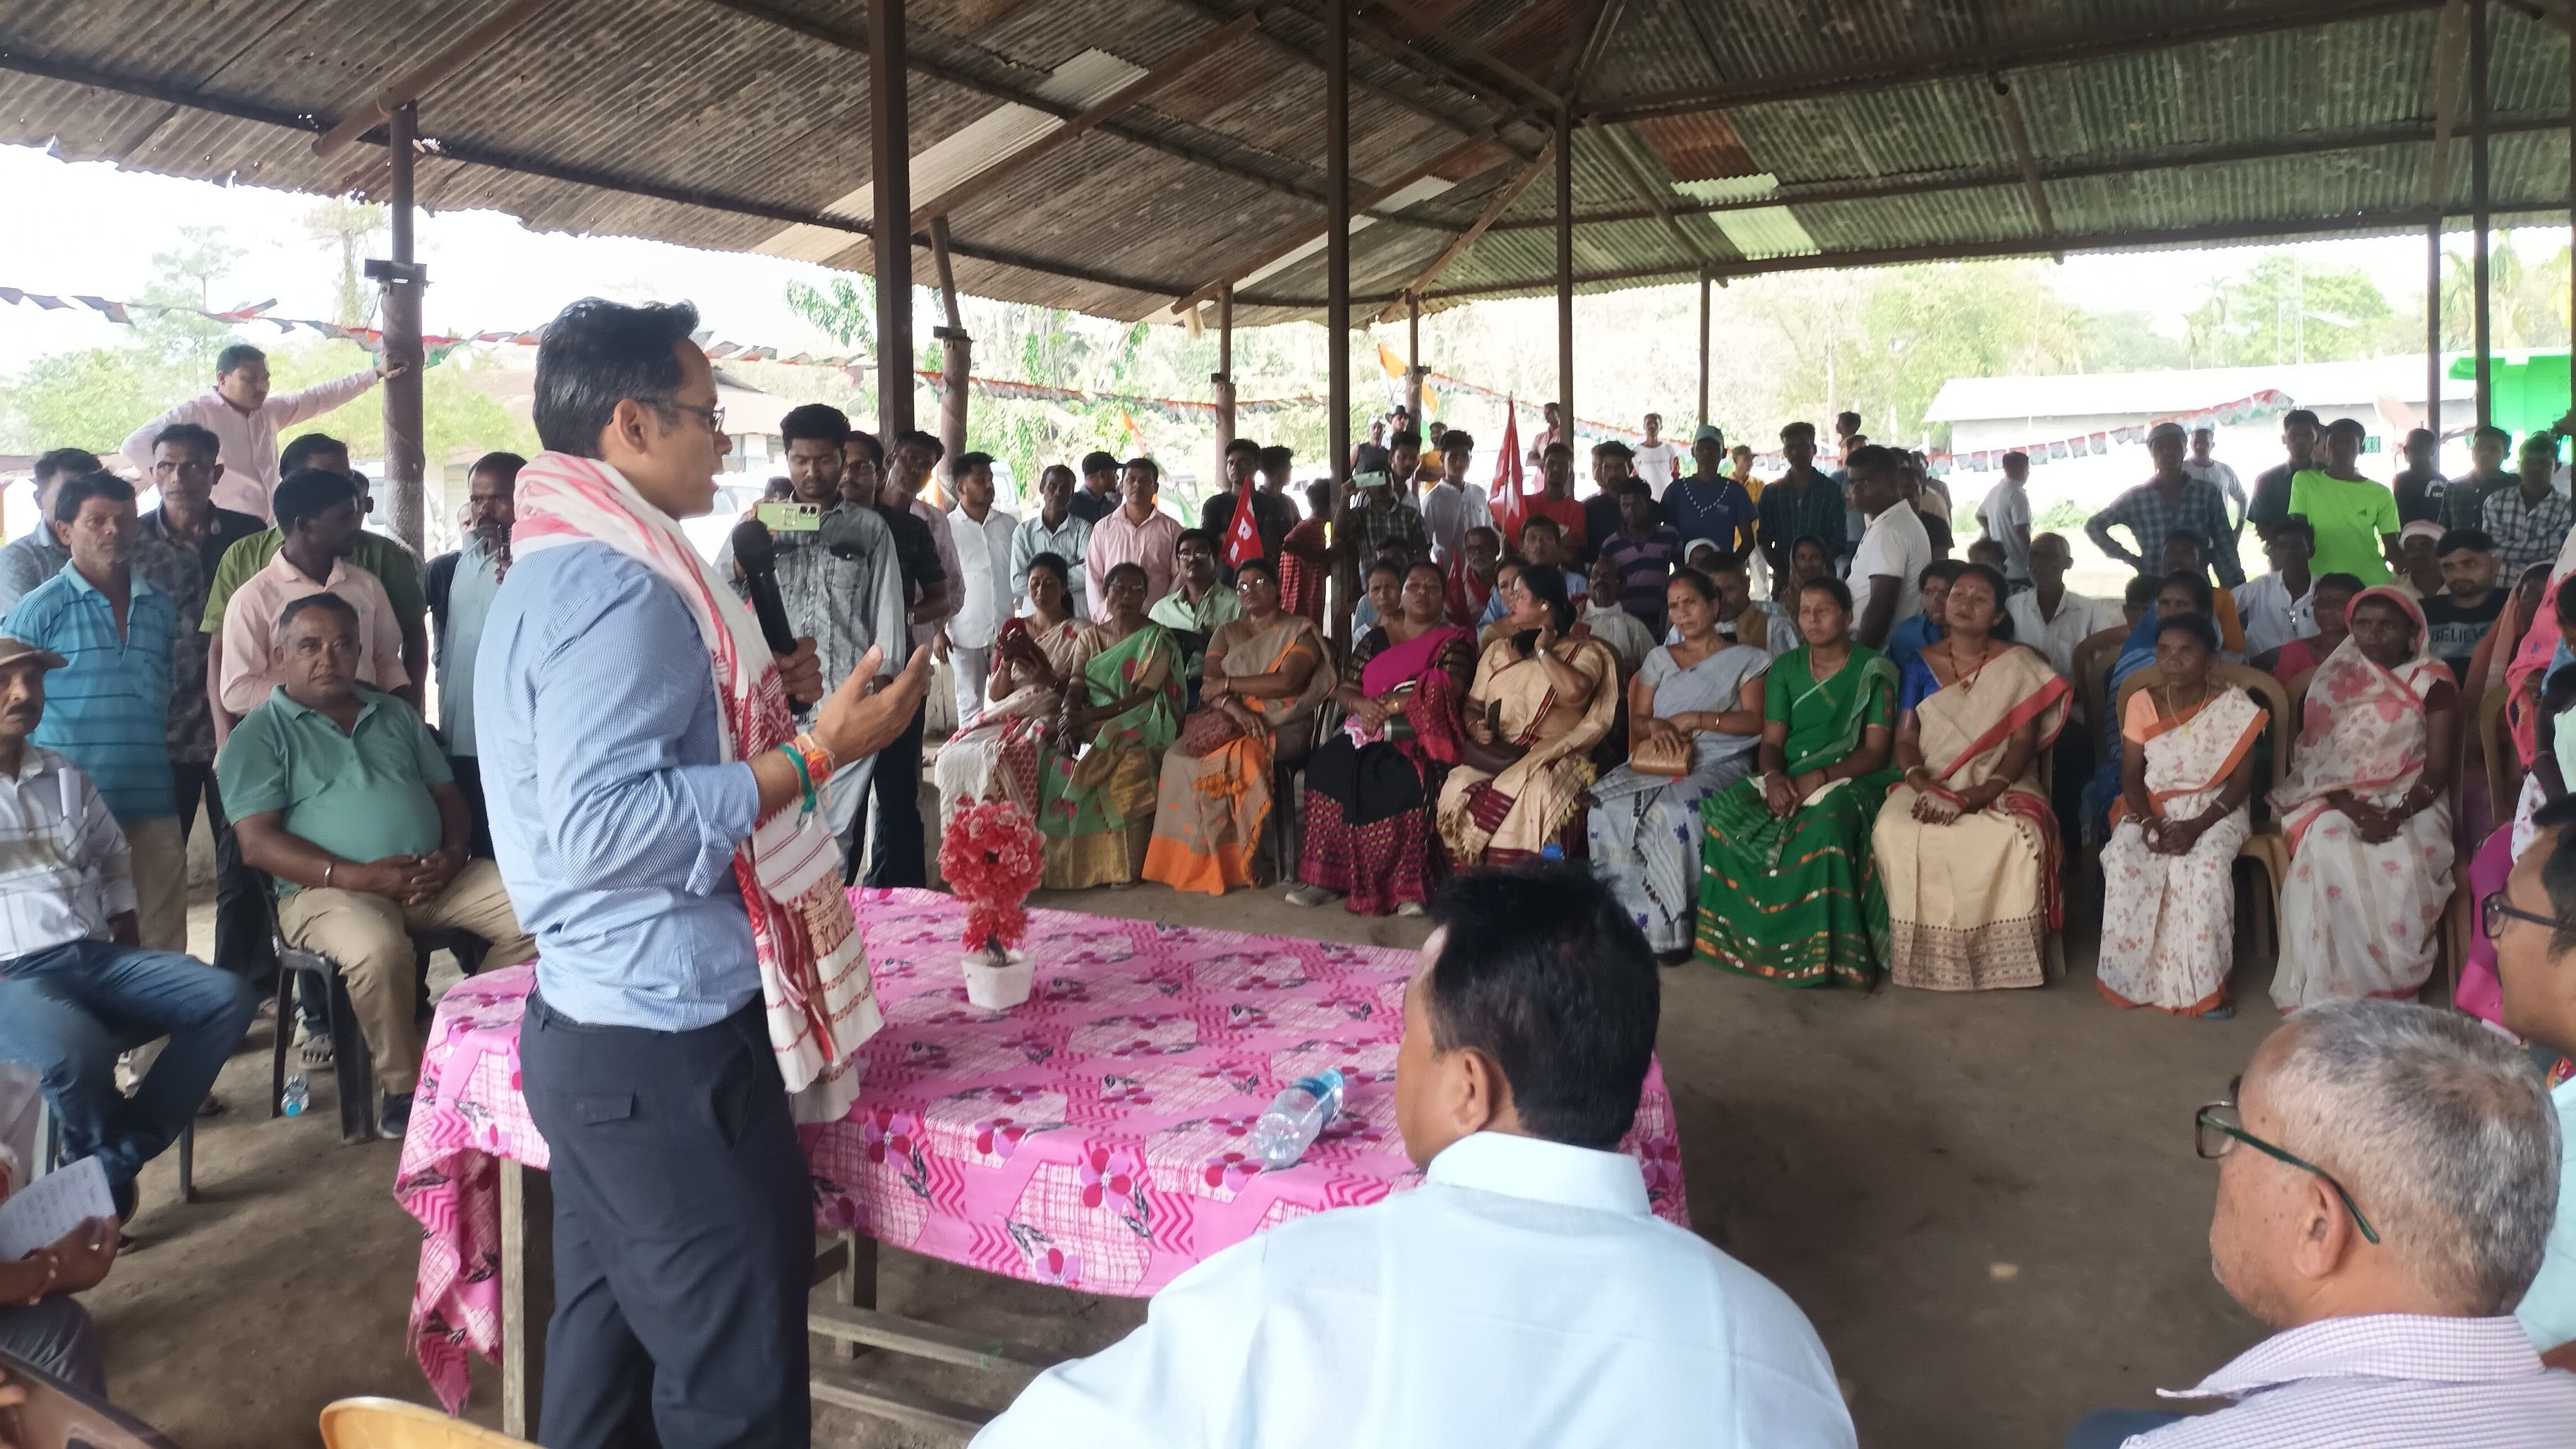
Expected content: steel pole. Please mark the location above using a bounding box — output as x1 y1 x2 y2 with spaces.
871 0 914 443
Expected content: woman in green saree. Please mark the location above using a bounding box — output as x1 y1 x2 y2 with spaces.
1695 576 1901 987
1040 562 1186 889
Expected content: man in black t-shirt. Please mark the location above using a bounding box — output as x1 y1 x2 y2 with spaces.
2245 408 2319 538
839 429 947 886
2390 427 2448 527
2421 527 2507 683
1069 450 1123 525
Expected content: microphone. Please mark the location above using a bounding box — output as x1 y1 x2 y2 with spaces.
728 518 798 658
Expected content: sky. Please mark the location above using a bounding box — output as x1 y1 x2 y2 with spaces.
0 141 2556 373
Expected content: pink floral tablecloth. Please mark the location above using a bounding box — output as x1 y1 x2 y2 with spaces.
397 888 1688 1412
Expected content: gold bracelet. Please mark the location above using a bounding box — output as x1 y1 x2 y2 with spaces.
23 1249 56 1304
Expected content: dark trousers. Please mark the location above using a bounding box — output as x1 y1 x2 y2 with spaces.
2052 723 2096 874
448 753 495 860
519 992 812 1449
2064 1410 2186 1448
853 700 927 888
171 762 276 982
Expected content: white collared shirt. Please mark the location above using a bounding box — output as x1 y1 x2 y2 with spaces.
1421 479 1495 566
2129 1313 2576 1446
1850 504 1930 629
2231 572 2318 659
973 1131 1856 1449
946 503 1020 651
0 746 133 960
2006 587 2117 681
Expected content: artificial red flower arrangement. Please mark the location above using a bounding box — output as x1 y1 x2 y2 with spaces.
939 800 1045 963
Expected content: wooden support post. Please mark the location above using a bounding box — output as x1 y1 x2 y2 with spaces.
872 0 915 444
500 1162 553 1441
929 215 968 510
1404 291 1424 434
1697 269 1712 433
1327 0 1352 650
2428 222 2444 438
1213 285 1235 487
2471 0 2493 429
380 102 426 558
1555 104 1575 452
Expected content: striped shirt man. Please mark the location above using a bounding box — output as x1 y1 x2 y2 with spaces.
0 745 136 958
0 567 176 824
2128 1313 2576 1446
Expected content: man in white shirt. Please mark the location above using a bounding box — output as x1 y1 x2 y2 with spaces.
1419 429 1494 566
1632 412 1681 497
2183 426 2249 536
1009 464 1090 619
2006 533 2113 683
117 342 399 522
2068 999 2576 1448
1976 450 2035 589
939 452 1018 726
973 862 1856 1449
1846 445 1928 649
2230 516 2317 660
0 636 255 1221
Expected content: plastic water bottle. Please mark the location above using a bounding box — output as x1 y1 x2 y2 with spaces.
1248 1069 1346 1170
1541 842 1565 861
280 1075 310 1117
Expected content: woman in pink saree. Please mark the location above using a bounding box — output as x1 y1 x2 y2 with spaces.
2270 586 2460 1008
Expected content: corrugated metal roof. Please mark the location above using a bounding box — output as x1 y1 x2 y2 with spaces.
0 0 2564 328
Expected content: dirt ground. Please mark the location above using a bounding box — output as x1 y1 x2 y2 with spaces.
90 829 2295 1449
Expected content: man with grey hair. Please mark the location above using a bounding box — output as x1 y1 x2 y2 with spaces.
2066 997 2576 1447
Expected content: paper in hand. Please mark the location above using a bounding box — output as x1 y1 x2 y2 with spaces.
0 1155 113 1260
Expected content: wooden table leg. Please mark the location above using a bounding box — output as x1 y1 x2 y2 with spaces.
501 1160 553 1441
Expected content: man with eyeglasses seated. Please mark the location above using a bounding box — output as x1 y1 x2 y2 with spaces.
2491 791 2576 1372
2065 997 2576 1447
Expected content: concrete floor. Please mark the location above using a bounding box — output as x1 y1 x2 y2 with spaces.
88 856 2289 1449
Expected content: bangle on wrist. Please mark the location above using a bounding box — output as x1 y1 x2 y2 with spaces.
323 860 335 889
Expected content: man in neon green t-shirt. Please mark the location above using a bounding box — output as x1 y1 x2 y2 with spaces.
2285 418 2400 584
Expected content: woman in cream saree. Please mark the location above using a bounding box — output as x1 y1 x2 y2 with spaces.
934 552 1086 818
1436 563 1620 867
1142 558 1335 894
1875 565 2072 992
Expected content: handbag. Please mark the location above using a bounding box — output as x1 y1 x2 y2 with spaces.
1630 730 1692 778
1176 705 1247 758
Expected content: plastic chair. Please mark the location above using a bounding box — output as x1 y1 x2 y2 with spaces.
2114 662 2295 964
320 1397 538 1449
270 937 378 1144
2481 684 2522 827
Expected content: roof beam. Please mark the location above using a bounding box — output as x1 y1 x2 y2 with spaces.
1985 71 2060 261
1373 139 1553 323
311 0 565 157
907 13 1257 232
1561 0 1632 101
1357 0 1562 111
1484 110 2572 231
1157 0 1516 151
2425 0 2472 206
0 49 1217 305
1587 0 2446 122
1585 119 1722 267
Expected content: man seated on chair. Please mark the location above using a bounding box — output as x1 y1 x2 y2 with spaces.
219 594 535 1137
972 862 1857 1449
0 636 255 1222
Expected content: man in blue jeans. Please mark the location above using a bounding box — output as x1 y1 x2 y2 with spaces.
0 636 256 1220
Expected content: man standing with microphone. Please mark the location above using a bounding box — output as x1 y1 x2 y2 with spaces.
475 299 929 1449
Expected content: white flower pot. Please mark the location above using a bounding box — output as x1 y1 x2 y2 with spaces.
962 949 1035 1009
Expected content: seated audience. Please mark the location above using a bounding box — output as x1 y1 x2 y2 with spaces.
220 595 536 1136
2160 529 2246 656
1436 564 1620 868
2095 614 2267 1018
2229 515 2316 659
0 637 255 1220
1038 563 1184 890
1597 479 1682 631
216 467 410 721
1965 536 2009 578
2067 999 2575 1447
934 552 1086 819
1277 478 1332 626
974 862 1859 1449
2397 518 2446 598
1697 578 1900 987
1447 524 1502 627
1146 529 1243 699
2421 527 2505 685
2268 587 2456 1009
1579 554 1656 675
1352 542 1416 635
1586 570 1768 963
1884 560 1962 675
1143 557 1333 895
1506 515 1587 612
2083 570 2232 839
1876 564 2069 992
0 1166 114 1396
2261 572 2362 696
1476 560 1525 651
1289 560 1473 918
2490 793 2576 1368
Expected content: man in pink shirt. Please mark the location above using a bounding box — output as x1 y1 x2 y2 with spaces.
213 469 409 729
1085 458 1183 616
119 343 401 522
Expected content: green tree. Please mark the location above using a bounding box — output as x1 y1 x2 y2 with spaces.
301 199 388 327
2183 255 2403 367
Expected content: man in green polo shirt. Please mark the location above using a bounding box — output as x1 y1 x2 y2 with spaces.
218 592 531 1136
199 433 426 703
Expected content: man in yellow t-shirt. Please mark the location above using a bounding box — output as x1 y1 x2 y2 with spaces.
2285 417 2400 584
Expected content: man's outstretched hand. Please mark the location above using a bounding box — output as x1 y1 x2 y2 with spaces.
812 646 933 764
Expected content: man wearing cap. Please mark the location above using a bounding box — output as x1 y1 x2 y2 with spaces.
2085 422 2246 588
0 633 257 1220
1663 426 1755 570
1069 451 1124 526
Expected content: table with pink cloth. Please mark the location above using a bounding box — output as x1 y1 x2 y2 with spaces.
397 887 1690 1412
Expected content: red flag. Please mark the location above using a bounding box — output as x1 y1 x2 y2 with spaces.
1444 537 1488 627
1222 476 1263 570
1490 397 1526 544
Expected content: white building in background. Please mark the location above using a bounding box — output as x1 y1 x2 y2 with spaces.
1925 355 2479 523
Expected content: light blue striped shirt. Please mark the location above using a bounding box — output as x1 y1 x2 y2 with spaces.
1 564 176 822
474 542 763 1030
